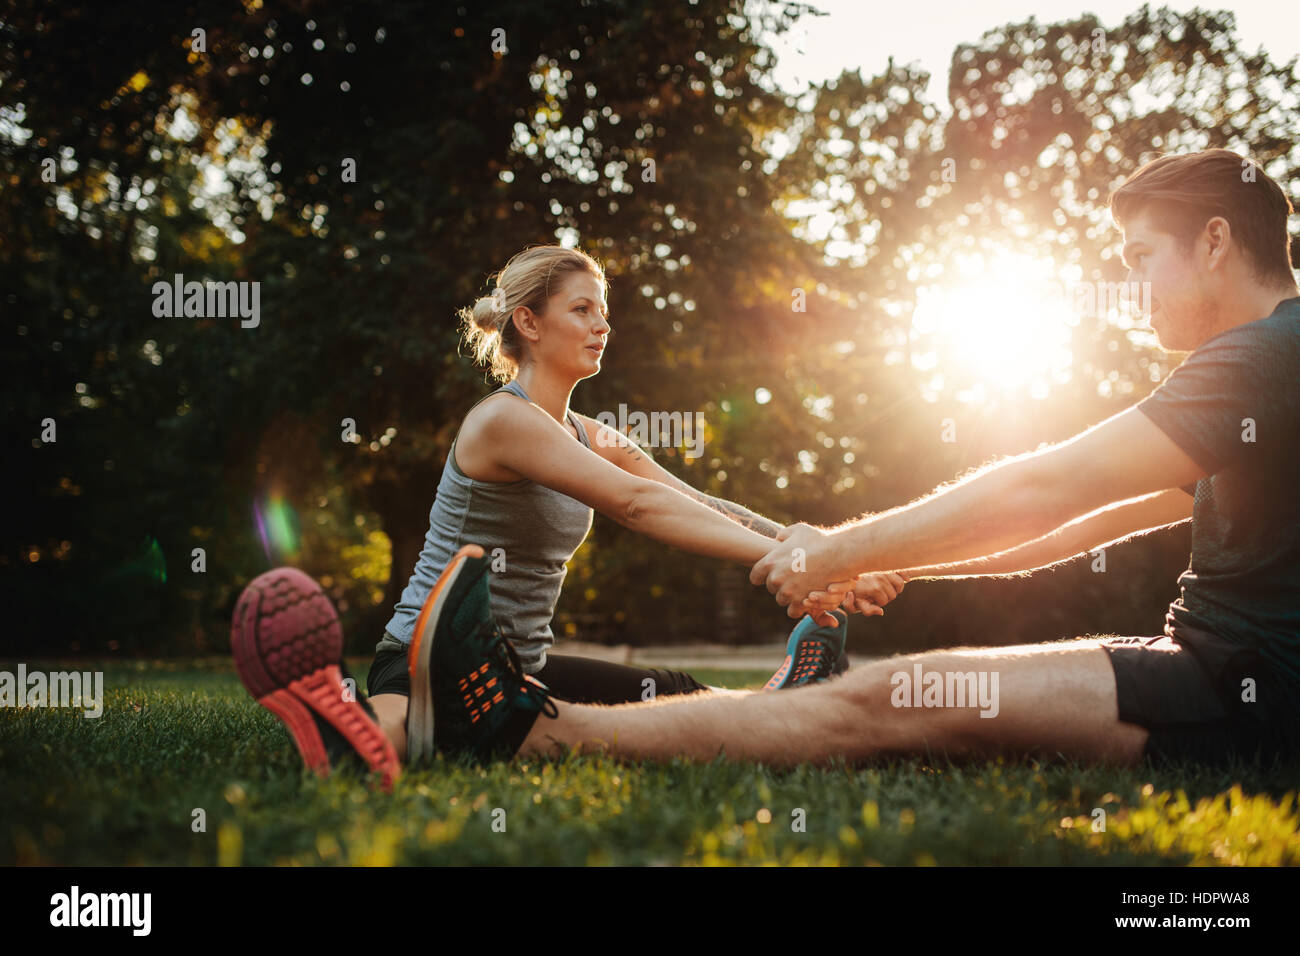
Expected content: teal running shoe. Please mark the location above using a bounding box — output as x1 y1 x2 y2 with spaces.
764 609 849 690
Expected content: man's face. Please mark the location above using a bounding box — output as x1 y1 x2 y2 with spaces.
1121 208 1221 352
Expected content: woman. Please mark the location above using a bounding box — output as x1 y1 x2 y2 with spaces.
370 242 909 756
232 244 905 778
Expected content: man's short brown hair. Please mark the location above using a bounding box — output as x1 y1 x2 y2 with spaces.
1110 148 1296 287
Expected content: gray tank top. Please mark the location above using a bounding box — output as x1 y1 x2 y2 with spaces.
384 380 595 674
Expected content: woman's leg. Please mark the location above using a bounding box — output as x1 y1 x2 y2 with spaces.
370 655 721 762
534 653 744 705
369 694 409 762
366 643 412 761
366 639 745 762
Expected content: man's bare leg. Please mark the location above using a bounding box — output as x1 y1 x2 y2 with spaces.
518 638 1149 766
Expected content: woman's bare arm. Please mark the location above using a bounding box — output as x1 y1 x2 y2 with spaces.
478 399 776 565
576 413 784 537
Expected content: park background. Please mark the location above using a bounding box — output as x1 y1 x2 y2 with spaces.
5 0 1299 660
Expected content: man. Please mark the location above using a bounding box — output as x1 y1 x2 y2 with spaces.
280 149 1300 774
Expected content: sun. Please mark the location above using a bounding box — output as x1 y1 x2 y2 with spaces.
910 253 1079 400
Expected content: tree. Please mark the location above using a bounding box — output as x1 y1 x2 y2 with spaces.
4 2 1295 653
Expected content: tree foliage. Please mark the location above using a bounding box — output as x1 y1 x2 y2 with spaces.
3 2 1295 654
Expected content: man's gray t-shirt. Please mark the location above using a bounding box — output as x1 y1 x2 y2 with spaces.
1136 296 1300 692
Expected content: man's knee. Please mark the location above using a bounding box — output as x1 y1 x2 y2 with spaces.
812 639 1135 762
814 655 970 756
830 643 1094 743
828 659 893 713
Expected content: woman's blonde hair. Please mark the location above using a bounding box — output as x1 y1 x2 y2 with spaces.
459 245 607 383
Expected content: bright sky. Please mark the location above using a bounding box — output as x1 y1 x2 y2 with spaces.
754 1 1300 401
765 0 1300 106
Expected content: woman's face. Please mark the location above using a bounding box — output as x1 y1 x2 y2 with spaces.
530 271 610 380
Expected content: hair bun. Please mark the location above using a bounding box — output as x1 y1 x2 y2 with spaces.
471 295 499 333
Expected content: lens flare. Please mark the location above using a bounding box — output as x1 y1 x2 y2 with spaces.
103 536 167 585
254 493 300 563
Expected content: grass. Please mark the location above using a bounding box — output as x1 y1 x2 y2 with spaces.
3 658 1298 866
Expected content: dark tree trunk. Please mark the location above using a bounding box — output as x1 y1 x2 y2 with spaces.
382 520 426 625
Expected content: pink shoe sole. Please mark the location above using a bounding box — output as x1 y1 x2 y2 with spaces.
231 567 400 790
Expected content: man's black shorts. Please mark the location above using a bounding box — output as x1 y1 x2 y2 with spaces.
1099 627 1296 766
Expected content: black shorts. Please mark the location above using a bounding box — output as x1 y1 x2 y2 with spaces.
367 635 412 698
1099 627 1296 767
365 632 710 705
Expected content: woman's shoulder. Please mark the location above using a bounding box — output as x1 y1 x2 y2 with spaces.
460 386 532 438
454 389 537 482
464 387 587 442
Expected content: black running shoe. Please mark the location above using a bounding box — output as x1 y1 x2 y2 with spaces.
406 544 485 764
408 545 556 764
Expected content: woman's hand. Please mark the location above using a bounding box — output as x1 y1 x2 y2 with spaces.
800 571 909 619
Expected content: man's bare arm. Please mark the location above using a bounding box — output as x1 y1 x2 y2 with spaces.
822 407 1207 580
802 487 1191 613
901 488 1192 579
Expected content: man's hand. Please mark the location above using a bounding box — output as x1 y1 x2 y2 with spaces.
749 522 850 619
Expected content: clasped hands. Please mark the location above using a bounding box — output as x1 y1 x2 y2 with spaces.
749 522 908 626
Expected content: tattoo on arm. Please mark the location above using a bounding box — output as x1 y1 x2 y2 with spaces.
615 429 780 536
703 495 783 538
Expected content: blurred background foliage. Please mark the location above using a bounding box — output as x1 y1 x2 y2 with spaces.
3 1 1297 656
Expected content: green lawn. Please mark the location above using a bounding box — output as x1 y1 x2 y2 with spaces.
3 659 1298 866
